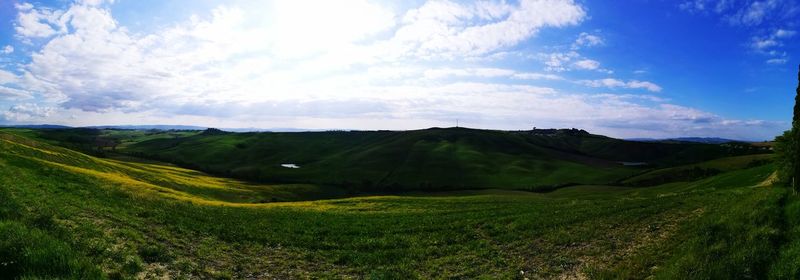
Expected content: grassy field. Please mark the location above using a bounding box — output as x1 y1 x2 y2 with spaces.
621 154 775 186
1 130 799 279
87 127 763 192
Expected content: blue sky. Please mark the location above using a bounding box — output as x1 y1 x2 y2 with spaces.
0 0 798 140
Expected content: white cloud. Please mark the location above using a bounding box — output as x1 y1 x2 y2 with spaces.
397 0 586 58
540 52 612 73
78 0 115 6
680 0 796 27
679 1 797 67
572 59 613 73
626 81 663 92
572 32 603 49
422 67 563 81
573 59 600 70
1 46 12 54
473 1 514 19
582 78 625 88
424 67 516 79
14 3 66 38
732 0 779 26
141 82 777 139
11 0 588 113
774 29 797 38
1 103 53 121
748 28 795 63
579 78 663 92
751 38 778 49
542 51 580 71
766 58 788 64
269 0 396 58
750 28 796 51
15 2 34 11
511 73 563 80
0 70 17 84
0 86 32 99
679 0 708 12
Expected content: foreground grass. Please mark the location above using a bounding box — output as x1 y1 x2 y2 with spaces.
0 132 795 278
769 195 800 279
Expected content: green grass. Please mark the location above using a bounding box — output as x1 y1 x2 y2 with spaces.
107 127 765 192
769 196 800 279
622 154 775 186
0 131 794 278
0 132 348 203
0 220 103 279
119 128 636 191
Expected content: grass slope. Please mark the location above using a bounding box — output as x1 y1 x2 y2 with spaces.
113 127 765 192
0 132 346 203
520 131 765 165
621 154 775 186
1 131 798 279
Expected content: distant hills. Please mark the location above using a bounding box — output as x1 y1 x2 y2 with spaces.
627 137 749 144
0 125 774 192
1 124 330 132
1 124 767 143
86 125 208 130
113 127 768 192
0 124 72 129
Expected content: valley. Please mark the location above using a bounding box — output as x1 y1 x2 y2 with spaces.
1 128 797 279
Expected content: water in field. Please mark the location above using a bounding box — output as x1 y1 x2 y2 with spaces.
281 163 300 168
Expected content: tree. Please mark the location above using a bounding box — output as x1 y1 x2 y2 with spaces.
792 63 800 191
781 64 800 192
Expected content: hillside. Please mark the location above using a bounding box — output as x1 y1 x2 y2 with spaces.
110 127 766 192
1 129 800 279
627 137 747 144
621 154 775 186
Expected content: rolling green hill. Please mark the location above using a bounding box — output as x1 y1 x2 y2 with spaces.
1 130 799 279
106 127 766 192
621 154 775 186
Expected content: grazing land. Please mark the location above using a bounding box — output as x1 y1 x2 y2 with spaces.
1 128 799 279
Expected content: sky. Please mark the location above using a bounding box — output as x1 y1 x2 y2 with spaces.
0 0 798 140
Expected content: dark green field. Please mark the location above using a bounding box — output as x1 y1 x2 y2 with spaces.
32 127 765 192
1 128 798 279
